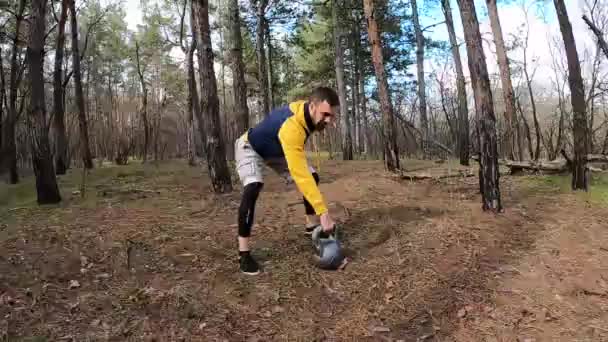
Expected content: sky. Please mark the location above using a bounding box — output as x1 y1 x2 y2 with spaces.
120 0 600 91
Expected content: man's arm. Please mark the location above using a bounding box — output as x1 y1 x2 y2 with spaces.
278 118 328 215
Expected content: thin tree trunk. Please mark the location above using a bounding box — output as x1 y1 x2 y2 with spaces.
411 0 428 157
188 2 206 160
255 0 270 117
3 0 26 184
28 0 62 204
53 0 69 175
186 38 197 165
351 46 360 155
69 0 93 169
516 98 534 160
265 21 274 108
228 0 249 134
523 66 542 160
485 0 516 160
363 0 399 170
441 0 469 165
355 13 368 155
193 0 233 193
0 44 5 171
333 0 353 160
134 41 149 163
554 0 589 190
457 0 502 212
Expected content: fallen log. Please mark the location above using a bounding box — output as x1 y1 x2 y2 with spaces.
504 157 608 174
505 159 568 175
399 170 476 181
588 154 608 163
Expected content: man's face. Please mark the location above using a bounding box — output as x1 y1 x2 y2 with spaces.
310 100 338 131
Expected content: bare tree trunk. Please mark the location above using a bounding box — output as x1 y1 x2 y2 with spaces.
188 3 206 160
513 106 525 160
516 98 534 160
69 0 94 169
193 0 233 193
228 0 250 134
2 0 26 184
363 0 399 171
333 0 353 160
351 44 360 155
134 41 149 163
441 0 469 165
457 0 502 212
186 38 197 165
355 13 368 155
554 0 589 190
265 21 274 108
523 67 542 160
28 0 62 204
255 0 270 117
411 0 428 157
485 0 516 160
53 0 69 175
0 45 4 162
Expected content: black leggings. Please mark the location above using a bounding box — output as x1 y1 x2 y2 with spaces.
238 172 319 237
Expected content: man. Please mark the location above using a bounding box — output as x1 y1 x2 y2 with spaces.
234 86 340 275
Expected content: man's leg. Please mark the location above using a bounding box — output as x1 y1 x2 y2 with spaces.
234 135 264 275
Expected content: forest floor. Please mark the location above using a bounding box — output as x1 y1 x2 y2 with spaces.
1 157 608 341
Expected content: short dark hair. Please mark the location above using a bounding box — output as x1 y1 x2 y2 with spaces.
309 87 340 107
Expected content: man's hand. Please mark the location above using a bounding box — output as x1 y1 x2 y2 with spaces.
320 212 335 232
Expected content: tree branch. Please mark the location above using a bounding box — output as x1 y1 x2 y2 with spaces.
422 20 446 32
583 14 608 60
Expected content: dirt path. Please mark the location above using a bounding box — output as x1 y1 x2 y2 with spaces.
1 160 607 341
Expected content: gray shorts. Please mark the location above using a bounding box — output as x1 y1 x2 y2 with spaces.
234 134 316 186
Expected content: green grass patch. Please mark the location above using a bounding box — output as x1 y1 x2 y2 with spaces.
522 172 608 206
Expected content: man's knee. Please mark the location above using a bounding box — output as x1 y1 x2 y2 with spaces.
238 182 264 237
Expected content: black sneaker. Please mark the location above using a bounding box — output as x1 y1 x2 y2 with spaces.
239 253 260 275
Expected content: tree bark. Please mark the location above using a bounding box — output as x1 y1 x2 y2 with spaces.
53 0 69 175
265 20 274 108
255 0 270 117
411 0 428 157
69 0 94 169
186 33 197 165
134 41 149 163
441 0 469 166
553 0 589 190
0 44 5 172
333 0 353 160
28 0 62 204
516 98 534 160
456 0 502 211
2 0 26 184
189 3 206 158
363 0 399 171
193 0 233 193
351 35 360 155
229 0 250 134
355 13 368 155
485 0 516 160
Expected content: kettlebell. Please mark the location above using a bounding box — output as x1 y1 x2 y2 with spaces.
311 224 346 270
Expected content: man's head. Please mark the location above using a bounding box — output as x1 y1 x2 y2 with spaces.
308 87 340 131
